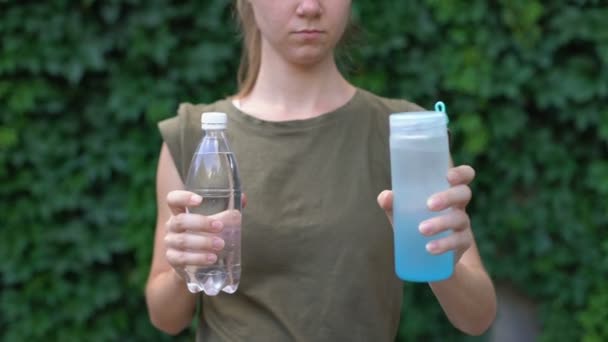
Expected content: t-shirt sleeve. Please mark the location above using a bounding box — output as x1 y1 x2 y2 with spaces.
157 103 198 182
158 115 181 173
389 98 426 112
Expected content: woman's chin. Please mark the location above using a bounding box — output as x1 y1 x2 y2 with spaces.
286 49 333 67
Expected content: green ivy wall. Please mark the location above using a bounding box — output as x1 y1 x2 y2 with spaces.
1 1 606 341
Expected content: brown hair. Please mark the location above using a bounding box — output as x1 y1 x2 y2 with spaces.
235 0 261 98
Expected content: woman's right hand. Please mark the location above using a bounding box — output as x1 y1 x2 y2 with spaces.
163 190 226 277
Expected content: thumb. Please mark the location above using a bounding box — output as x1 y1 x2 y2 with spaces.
166 190 200 216
377 190 394 226
241 193 248 209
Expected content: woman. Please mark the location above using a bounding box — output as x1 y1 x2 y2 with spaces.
145 0 497 340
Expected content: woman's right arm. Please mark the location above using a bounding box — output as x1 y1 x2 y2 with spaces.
145 143 198 334
146 143 229 335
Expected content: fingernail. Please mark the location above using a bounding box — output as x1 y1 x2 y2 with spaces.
426 241 438 253
211 221 223 232
419 221 433 235
212 238 224 250
207 254 217 263
190 194 202 205
427 196 442 210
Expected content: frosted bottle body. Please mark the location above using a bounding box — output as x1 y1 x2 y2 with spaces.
390 111 453 282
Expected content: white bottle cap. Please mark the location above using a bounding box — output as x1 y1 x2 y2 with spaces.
201 112 227 129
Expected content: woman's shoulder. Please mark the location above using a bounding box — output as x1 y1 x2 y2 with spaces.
157 97 234 180
356 88 425 115
157 97 233 150
160 97 233 128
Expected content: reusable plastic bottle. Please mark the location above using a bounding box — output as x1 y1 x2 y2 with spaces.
184 112 242 295
389 102 453 282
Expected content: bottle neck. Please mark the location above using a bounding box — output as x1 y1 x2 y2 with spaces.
203 129 226 137
201 128 231 153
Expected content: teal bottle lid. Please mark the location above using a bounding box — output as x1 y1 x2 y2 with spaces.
434 101 448 123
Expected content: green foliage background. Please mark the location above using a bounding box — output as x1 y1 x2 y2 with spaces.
1 1 607 341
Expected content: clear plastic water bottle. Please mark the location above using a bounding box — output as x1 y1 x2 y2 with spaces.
389 103 453 282
184 112 242 295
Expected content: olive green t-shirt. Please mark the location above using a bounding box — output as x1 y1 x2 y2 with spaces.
158 89 424 342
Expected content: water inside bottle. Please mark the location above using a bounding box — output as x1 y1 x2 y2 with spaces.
390 134 453 282
185 189 242 295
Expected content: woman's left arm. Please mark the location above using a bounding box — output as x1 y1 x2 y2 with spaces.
378 165 497 336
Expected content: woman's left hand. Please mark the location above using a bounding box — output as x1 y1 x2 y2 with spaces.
378 165 476 265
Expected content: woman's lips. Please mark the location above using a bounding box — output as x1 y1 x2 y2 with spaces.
294 29 325 40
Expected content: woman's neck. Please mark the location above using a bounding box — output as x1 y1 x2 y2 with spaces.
237 43 356 121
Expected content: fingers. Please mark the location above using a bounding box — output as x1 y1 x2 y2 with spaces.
164 225 224 268
209 209 242 228
166 213 223 233
427 184 472 211
166 248 218 267
163 191 243 271
377 190 393 212
165 232 225 252
447 165 476 186
164 213 232 269
377 190 394 225
242 193 248 209
425 229 472 256
167 190 202 216
419 209 470 236
418 208 473 258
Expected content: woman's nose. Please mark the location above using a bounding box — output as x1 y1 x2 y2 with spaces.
296 0 322 18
